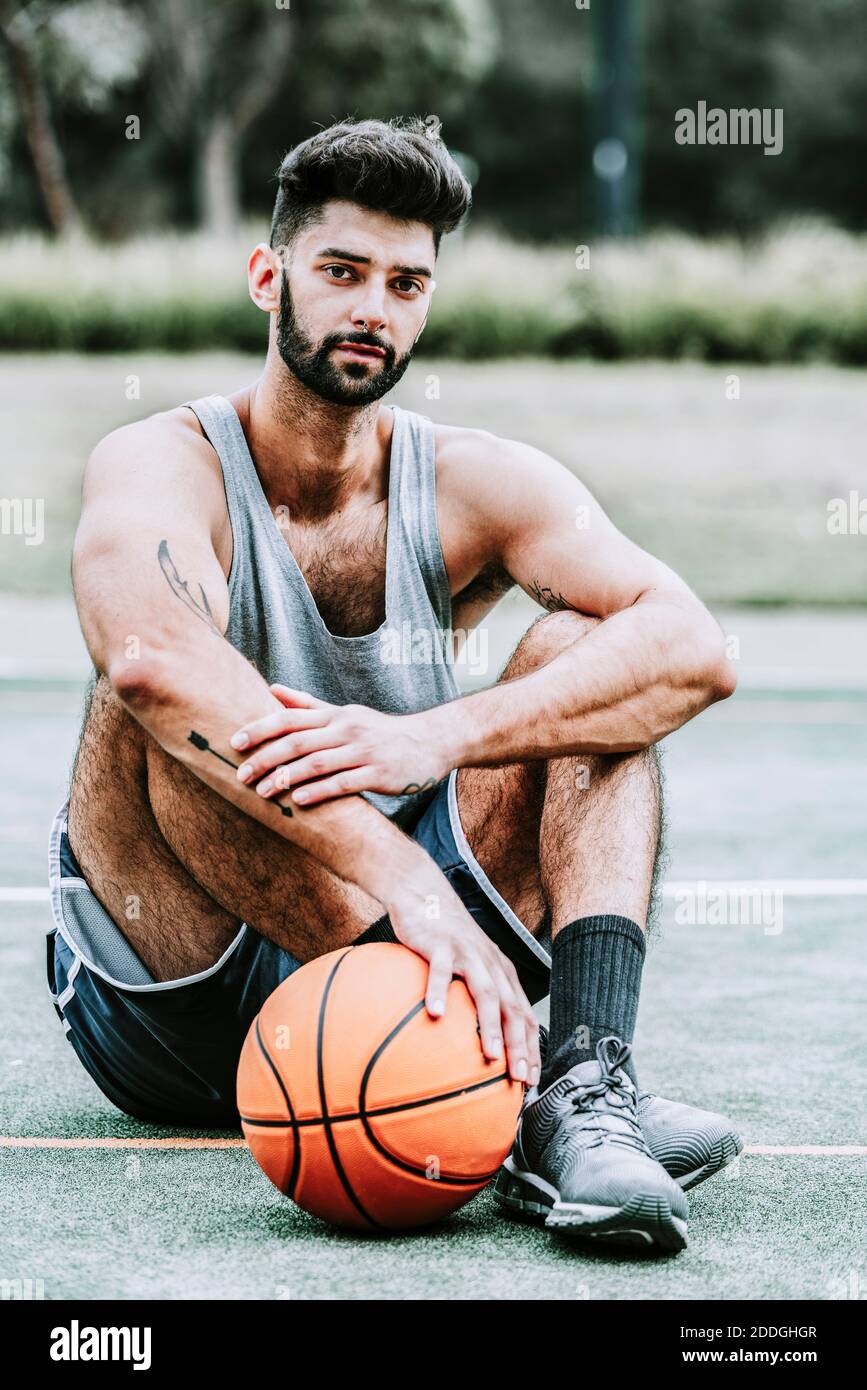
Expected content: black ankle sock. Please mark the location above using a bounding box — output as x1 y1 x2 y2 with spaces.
352 913 398 946
542 914 645 1090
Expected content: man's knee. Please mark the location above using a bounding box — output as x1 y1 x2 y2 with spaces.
503 608 600 678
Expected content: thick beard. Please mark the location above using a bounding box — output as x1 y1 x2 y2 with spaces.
276 271 414 406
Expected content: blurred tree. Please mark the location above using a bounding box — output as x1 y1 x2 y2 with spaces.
126 0 494 235
1 0 866 241
409 0 590 241
145 0 292 236
644 0 867 233
0 0 147 235
239 0 499 228
0 0 82 232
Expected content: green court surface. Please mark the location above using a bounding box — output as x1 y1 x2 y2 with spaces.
1 606 865 1300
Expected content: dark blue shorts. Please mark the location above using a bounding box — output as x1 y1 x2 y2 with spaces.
46 770 551 1128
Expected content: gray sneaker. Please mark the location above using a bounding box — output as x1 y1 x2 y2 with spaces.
493 1036 689 1250
534 1025 743 1192
636 1091 744 1190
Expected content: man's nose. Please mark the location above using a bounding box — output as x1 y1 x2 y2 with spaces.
351 288 388 335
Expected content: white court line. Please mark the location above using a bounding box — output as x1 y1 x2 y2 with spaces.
662 880 867 897
5 880 867 904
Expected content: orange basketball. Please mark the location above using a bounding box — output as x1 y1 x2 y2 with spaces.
236 942 523 1231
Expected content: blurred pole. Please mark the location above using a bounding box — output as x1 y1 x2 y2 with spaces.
591 0 640 237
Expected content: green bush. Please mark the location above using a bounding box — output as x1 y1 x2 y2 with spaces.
2 224 866 361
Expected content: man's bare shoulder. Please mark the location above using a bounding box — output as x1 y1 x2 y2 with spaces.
434 419 525 464
433 420 569 521
434 418 566 473
431 422 571 598
84 405 228 516
79 406 233 576
89 404 213 473
430 419 618 602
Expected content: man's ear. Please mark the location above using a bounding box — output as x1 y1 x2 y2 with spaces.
247 243 284 314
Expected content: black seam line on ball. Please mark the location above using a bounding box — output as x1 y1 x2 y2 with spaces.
317 949 384 1230
356 1000 509 1186
254 1016 301 1198
240 1067 511 1130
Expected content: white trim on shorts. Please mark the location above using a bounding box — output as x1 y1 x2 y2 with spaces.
56 952 82 1008
446 768 552 970
48 799 249 995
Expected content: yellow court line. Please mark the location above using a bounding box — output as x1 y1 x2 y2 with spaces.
0 1137 865 1155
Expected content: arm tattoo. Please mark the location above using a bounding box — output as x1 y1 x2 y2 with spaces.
188 730 294 817
527 579 574 613
158 539 224 637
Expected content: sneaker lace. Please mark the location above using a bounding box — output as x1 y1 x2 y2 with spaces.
565 1036 647 1154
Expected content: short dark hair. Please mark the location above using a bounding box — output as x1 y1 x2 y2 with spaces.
270 117 472 255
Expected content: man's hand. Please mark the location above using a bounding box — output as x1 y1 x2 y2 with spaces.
231 687 540 1083
230 684 451 806
385 877 541 1087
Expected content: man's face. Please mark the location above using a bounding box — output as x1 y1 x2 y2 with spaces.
275 200 436 406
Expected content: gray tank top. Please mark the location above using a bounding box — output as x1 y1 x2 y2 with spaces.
183 394 461 830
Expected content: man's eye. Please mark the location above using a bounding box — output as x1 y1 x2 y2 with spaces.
394 279 421 295
324 265 353 280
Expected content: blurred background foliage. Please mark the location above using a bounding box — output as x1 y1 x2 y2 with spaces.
1 0 864 603
3 0 867 240
1 0 866 359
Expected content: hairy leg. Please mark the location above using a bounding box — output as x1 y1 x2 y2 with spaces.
541 743 664 937
68 676 385 982
455 611 666 941
453 755 549 938
452 611 579 937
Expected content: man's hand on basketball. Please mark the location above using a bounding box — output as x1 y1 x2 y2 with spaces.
387 879 541 1087
230 684 450 806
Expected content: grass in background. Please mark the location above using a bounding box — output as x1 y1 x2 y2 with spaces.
1 355 864 604
2 222 867 362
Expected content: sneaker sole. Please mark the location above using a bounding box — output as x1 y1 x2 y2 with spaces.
493 1156 688 1252
674 1132 744 1191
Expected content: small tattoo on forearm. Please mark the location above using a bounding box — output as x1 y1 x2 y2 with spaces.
159 540 224 636
399 777 440 796
528 579 574 613
188 730 294 817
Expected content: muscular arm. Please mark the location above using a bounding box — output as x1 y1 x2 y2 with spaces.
72 412 539 1078
428 432 737 768
73 414 439 910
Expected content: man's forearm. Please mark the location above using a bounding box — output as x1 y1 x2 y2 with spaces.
431 596 736 767
108 640 441 913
